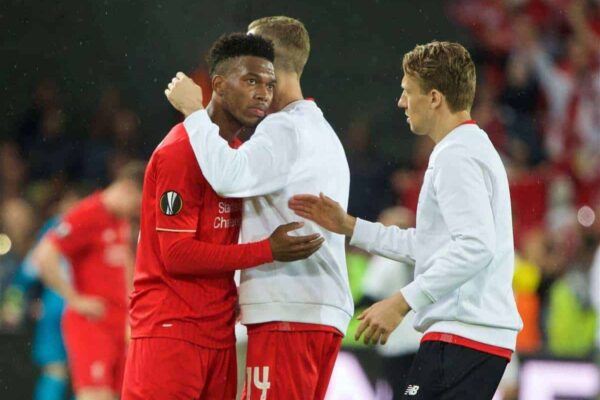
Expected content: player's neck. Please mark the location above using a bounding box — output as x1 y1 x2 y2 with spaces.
272 73 303 111
429 110 472 143
206 101 240 142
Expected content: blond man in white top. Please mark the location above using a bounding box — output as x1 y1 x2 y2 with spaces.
290 41 522 400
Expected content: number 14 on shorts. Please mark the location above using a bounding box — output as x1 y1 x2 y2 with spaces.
246 366 271 400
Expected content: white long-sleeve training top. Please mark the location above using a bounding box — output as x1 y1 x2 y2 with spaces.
184 100 353 334
350 122 523 350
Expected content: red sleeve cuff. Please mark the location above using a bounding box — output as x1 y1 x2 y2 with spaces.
250 238 274 265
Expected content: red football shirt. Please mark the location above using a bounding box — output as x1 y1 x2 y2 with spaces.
47 192 131 329
129 123 272 349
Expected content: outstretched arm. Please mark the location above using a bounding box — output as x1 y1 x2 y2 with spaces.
289 193 417 263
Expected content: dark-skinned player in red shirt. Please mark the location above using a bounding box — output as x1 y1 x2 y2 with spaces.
122 33 324 400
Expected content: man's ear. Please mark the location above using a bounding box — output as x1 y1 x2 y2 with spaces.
430 89 443 110
212 75 225 97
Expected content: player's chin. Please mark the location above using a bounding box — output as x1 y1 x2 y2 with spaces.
241 115 263 128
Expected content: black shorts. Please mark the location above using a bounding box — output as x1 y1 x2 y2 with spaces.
401 341 508 399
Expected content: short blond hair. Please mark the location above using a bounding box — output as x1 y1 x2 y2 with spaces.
403 41 476 112
248 16 310 76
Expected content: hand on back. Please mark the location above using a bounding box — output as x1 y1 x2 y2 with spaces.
288 193 356 236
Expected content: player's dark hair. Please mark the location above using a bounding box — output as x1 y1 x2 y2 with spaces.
206 33 275 76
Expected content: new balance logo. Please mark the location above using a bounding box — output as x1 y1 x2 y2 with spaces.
246 366 271 400
404 385 420 396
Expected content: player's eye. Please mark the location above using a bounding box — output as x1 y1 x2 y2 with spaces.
267 83 275 90
247 79 257 85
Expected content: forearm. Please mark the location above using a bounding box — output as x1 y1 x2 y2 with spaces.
34 240 77 303
125 253 135 295
160 235 273 277
184 110 292 197
340 215 357 237
350 219 417 263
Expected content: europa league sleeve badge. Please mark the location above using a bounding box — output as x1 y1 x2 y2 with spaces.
160 191 183 216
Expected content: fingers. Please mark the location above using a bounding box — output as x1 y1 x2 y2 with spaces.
356 318 386 345
288 194 321 210
291 236 324 252
380 331 391 345
280 221 304 233
289 194 320 204
292 210 313 220
288 203 314 216
288 232 321 244
356 305 372 320
164 72 187 93
285 237 324 260
320 192 338 206
355 319 369 341
278 223 323 244
362 324 376 344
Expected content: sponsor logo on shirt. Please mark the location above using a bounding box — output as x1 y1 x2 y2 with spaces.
160 191 183 216
214 201 241 230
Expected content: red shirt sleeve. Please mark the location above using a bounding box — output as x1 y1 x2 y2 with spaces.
154 148 202 233
154 145 273 276
158 232 273 276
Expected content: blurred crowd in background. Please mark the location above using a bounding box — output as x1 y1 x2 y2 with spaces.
342 0 600 368
0 0 599 399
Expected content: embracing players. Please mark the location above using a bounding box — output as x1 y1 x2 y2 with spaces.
165 17 353 399
122 33 323 399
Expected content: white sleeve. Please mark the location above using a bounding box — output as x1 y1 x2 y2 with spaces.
401 149 496 312
349 218 417 264
184 110 298 198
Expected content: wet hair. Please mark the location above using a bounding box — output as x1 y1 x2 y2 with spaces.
206 32 275 76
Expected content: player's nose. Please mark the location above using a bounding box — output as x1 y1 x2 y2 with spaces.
254 84 270 102
397 95 407 109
